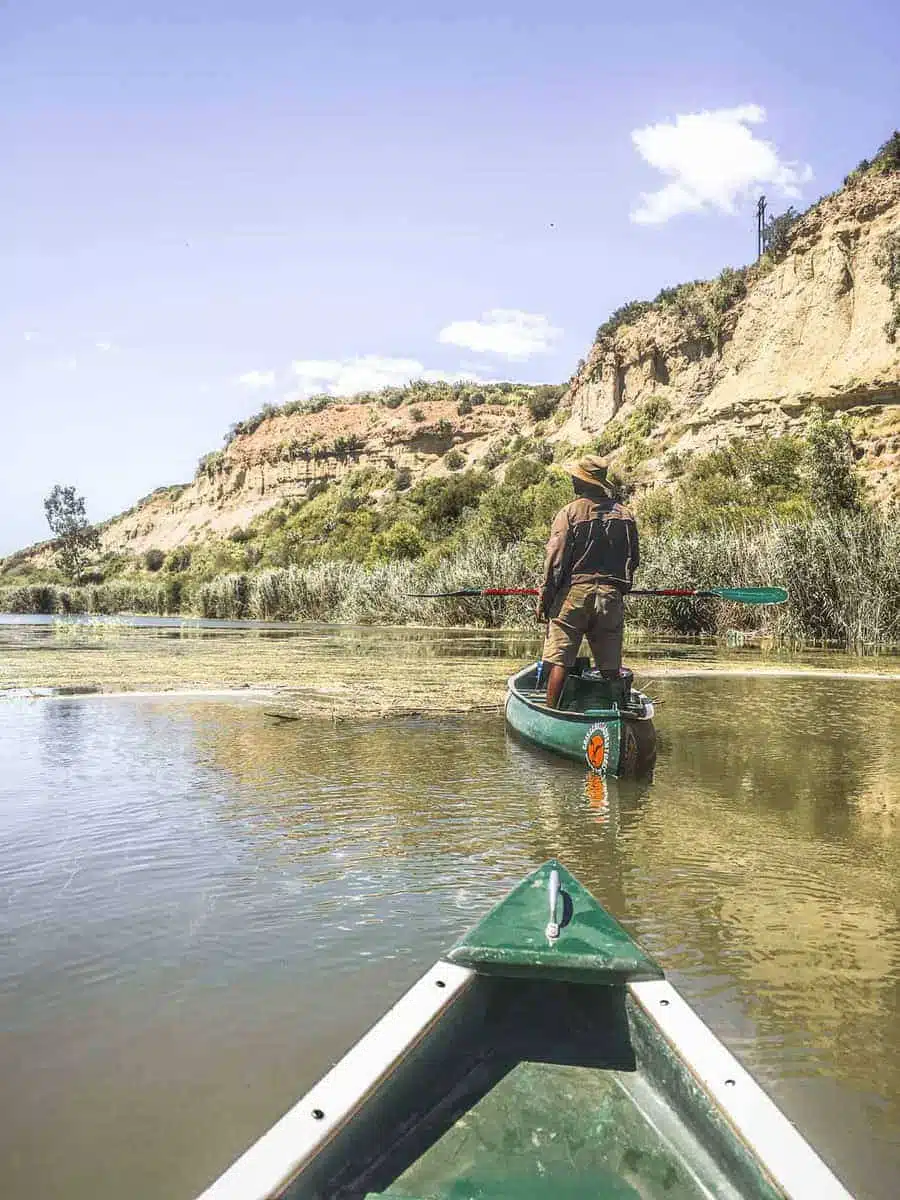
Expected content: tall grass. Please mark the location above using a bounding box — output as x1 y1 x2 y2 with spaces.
636 511 900 651
4 513 899 650
0 579 176 617
196 541 538 627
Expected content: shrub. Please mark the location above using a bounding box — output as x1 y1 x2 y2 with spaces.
596 300 654 342
166 546 192 572
198 450 225 477
804 406 864 512
634 487 674 536
409 406 425 422
526 384 564 421
224 403 280 445
164 578 184 614
593 421 624 456
763 207 800 259
330 435 364 461
505 458 546 490
143 548 165 572
435 418 454 439
444 448 466 471
0 584 58 614
282 395 329 417
872 131 900 174
306 479 329 501
709 266 747 315
369 521 425 563
875 230 900 343
630 395 671 436
618 437 652 471
474 484 532 545
393 466 413 491
457 398 473 416
407 470 492 533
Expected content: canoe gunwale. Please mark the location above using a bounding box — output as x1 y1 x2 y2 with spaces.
628 979 852 1199
195 962 475 1200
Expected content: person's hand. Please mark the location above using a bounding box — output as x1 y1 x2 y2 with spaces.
536 597 546 623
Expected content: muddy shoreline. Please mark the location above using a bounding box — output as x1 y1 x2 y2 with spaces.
3 627 900 722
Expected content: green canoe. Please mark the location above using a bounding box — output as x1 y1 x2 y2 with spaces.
198 861 850 1200
505 660 657 777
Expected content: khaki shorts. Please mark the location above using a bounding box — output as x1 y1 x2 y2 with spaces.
542 583 624 672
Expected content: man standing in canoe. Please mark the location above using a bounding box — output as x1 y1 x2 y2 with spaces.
537 455 639 708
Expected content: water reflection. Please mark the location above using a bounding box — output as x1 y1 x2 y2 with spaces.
1 676 899 1199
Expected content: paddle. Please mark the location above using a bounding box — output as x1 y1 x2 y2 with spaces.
408 585 788 605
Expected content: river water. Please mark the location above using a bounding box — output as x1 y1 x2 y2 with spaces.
2 657 899 1197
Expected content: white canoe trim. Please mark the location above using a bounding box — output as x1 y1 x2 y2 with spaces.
628 979 853 1200
197 961 475 1200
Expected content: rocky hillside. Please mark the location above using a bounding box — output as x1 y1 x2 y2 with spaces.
563 164 900 505
9 140 900 568
96 383 562 557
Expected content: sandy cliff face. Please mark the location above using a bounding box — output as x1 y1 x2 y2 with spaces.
560 171 900 500
100 394 526 555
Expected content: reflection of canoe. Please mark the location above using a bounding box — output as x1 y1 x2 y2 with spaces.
505 660 657 777
199 861 850 1200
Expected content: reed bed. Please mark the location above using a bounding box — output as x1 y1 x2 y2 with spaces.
0 580 173 616
4 512 899 651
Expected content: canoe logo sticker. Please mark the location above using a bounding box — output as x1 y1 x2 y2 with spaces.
583 723 610 774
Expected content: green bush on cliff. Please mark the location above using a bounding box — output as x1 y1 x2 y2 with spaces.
875 230 900 343
762 208 801 259
593 271 748 355
853 131 900 180
803 406 864 512
526 384 565 421
592 396 671 460
143 548 165 572
634 434 810 533
367 521 425 564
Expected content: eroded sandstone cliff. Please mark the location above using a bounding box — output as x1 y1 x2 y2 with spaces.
561 169 900 501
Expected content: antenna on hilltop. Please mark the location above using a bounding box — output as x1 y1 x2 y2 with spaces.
756 195 767 259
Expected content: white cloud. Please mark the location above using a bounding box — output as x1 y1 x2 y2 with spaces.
290 355 482 396
237 369 276 389
23 331 38 342
438 309 560 360
630 104 812 225
95 340 114 352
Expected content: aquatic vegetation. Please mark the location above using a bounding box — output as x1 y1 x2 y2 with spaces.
6 508 897 651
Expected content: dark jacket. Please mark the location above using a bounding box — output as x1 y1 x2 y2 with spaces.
540 496 639 612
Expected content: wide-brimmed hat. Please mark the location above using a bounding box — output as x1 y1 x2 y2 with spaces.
562 454 615 496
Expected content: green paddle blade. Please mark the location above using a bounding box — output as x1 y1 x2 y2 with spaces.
710 586 788 605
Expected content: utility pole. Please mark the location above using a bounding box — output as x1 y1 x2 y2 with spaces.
756 195 767 259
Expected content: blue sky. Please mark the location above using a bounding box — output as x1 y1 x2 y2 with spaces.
3 0 898 554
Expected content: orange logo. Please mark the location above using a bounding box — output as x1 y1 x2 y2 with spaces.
584 726 607 772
